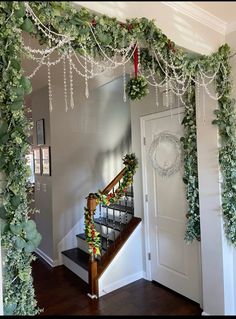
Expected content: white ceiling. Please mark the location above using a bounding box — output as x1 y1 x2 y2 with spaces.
193 2 236 23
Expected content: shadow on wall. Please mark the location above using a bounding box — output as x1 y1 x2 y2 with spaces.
56 76 131 260
56 123 131 259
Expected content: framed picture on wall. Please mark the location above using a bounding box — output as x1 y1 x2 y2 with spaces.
36 119 45 145
41 146 51 176
33 147 41 175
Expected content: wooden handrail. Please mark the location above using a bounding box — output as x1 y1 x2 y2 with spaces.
101 167 126 195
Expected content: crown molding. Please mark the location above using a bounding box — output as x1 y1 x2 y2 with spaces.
162 2 227 36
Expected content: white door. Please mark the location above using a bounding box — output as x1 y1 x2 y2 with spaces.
141 108 201 303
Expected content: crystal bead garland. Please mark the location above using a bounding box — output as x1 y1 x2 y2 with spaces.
122 34 127 103
196 74 201 119
155 85 159 109
63 55 68 112
84 43 89 99
47 55 53 112
123 62 127 103
68 44 75 109
165 53 169 109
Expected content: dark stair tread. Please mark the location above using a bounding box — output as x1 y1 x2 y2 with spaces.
61 248 89 271
102 203 134 214
77 233 114 251
94 217 126 232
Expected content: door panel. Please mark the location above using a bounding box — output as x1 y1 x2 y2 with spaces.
142 109 200 303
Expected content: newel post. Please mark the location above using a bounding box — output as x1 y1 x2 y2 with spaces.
87 193 98 299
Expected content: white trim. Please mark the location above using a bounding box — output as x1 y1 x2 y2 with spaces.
0 246 3 315
99 271 145 297
226 21 236 35
35 248 59 267
162 2 227 35
140 107 185 282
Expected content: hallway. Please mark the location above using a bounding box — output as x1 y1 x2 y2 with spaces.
32 255 202 316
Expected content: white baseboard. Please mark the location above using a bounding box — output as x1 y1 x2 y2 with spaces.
35 248 59 267
99 271 145 297
201 311 210 316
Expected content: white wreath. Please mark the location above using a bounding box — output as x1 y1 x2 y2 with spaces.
148 131 183 177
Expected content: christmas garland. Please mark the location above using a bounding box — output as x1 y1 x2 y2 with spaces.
180 83 200 242
0 2 41 315
0 1 235 315
84 154 138 256
213 45 236 245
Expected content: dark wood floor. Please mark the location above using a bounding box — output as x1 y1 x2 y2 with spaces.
32 256 202 316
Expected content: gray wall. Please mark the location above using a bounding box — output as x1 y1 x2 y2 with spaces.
31 86 53 260
31 73 131 263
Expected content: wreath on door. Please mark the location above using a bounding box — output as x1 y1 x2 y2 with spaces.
148 131 183 177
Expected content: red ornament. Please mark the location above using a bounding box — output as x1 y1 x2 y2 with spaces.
93 247 97 254
91 19 97 26
127 24 133 31
134 46 138 77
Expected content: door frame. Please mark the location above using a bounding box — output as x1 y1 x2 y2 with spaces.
140 107 185 281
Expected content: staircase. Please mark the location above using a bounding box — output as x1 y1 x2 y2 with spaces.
61 154 141 298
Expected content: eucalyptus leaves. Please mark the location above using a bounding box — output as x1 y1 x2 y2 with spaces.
213 45 236 245
0 0 235 316
0 1 41 315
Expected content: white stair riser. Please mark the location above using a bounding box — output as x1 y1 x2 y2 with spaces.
62 254 88 283
77 237 89 254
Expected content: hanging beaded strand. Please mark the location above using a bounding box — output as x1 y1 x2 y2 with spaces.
123 34 127 103
196 73 201 119
63 55 69 112
84 42 89 99
47 55 53 112
68 44 75 109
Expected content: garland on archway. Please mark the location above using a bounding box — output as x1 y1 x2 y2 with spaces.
213 45 236 244
0 1 235 315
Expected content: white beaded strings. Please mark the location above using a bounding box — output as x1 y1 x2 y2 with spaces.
63 55 68 112
84 42 89 99
23 1 228 115
68 44 74 109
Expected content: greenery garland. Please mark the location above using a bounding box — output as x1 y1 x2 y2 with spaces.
0 2 41 315
84 154 138 257
180 83 200 242
0 1 235 314
213 45 236 245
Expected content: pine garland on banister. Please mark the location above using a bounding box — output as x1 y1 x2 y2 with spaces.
84 154 138 257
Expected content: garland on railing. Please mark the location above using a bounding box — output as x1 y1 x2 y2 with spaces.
84 154 138 257
213 45 236 245
84 207 101 256
95 153 138 206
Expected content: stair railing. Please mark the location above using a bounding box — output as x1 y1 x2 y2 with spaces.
84 153 138 298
